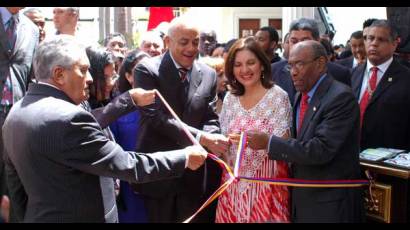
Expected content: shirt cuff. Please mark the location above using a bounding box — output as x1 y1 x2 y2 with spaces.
267 135 273 153
185 152 189 168
127 91 137 107
195 131 203 144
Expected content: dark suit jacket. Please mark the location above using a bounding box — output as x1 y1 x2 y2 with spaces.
271 60 352 105
2 83 188 222
352 58 410 151
267 75 364 222
134 51 220 219
336 56 354 69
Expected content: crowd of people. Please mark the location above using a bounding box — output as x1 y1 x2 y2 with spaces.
1 7 410 223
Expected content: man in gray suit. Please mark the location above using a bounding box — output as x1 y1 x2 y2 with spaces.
2 35 208 223
247 41 364 222
134 16 229 222
0 7 39 222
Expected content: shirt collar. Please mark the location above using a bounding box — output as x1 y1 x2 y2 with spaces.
37 82 63 91
306 73 327 100
169 51 192 72
366 56 393 75
353 57 358 68
0 7 12 26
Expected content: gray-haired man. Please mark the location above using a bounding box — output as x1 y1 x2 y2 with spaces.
2 35 207 222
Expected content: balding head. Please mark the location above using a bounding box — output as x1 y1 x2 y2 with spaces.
288 40 328 93
291 40 328 62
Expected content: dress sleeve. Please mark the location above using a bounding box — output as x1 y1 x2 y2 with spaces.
219 92 231 135
271 87 292 138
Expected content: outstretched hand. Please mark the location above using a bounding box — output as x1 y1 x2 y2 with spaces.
129 88 156 106
184 145 208 170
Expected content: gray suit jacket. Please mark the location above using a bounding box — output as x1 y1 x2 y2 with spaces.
134 52 220 222
2 83 187 222
0 10 38 103
267 75 364 222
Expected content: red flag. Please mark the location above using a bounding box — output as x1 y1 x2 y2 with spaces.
147 7 174 31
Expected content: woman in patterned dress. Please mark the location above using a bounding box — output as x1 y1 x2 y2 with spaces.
215 37 292 223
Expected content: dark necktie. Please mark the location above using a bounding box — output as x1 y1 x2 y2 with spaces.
6 15 17 50
359 66 378 128
298 93 310 135
178 67 189 94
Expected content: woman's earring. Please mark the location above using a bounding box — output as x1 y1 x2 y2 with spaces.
261 72 265 79
233 79 237 84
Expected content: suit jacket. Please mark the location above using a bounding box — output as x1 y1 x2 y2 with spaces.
267 75 364 222
134 52 219 221
352 58 410 151
336 56 354 69
0 11 38 103
2 83 187 222
271 60 352 105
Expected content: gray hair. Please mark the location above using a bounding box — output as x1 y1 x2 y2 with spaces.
34 35 87 81
65 7 79 17
369 19 398 42
23 7 42 15
289 18 320 40
167 15 200 38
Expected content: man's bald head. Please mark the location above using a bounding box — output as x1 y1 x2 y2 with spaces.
288 40 328 93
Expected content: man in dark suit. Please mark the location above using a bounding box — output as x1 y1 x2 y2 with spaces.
0 7 39 222
271 18 351 105
352 19 410 152
247 40 364 223
134 16 229 222
2 35 208 223
337 31 366 70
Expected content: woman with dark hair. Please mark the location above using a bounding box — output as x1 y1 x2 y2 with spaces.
109 49 149 223
85 46 117 109
215 37 292 223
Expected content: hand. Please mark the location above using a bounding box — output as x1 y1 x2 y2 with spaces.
200 133 230 157
228 132 241 145
246 130 270 150
185 145 208 170
129 88 156 106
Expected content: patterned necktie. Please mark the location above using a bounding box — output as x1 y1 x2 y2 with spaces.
178 67 189 95
298 93 310 134
1 16 17 106
6 15 17 50
178 67 188 82
359 66 378 127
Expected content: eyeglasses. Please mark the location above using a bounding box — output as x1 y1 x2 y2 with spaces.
286 56 320 71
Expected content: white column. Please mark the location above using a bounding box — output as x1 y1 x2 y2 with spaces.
282 7 315 40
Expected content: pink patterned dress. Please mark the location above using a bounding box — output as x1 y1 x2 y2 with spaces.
215 86 292 223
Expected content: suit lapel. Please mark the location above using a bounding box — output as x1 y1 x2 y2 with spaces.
298 76 333 139
293 92 300 138
185 61 202 106
351 63 366 99
12 16 24 55
159 52 185 114
368 59 400 106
